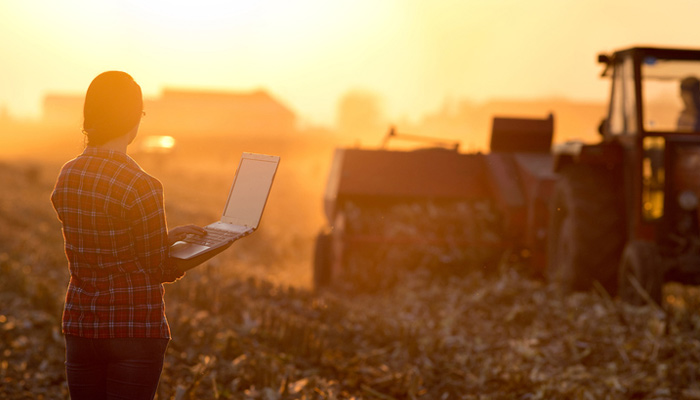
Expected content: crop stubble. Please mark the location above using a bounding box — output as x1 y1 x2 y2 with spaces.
1 160 700 399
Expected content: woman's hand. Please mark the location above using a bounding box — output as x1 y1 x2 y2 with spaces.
168 224 207 246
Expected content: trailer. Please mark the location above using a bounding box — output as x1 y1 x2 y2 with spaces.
314 115 556 291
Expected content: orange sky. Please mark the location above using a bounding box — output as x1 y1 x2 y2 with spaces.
1 0 698 126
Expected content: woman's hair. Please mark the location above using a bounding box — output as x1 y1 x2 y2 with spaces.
83 71 143 145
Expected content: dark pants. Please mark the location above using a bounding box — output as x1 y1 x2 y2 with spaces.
64 334 169 400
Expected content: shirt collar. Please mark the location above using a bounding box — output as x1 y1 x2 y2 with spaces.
82 146 136 166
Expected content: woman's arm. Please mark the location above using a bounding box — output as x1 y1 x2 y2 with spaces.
171 241 234 271
168 224 207 245
167 224 226 271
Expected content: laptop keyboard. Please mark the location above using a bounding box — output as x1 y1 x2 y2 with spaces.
185 227 242 246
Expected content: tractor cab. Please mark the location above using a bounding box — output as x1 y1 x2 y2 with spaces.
601 47 700 137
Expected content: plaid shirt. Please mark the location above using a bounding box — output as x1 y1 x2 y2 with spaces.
51 147 184 339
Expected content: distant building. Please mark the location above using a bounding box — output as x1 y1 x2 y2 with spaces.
145 89 296 137
41 88 297 138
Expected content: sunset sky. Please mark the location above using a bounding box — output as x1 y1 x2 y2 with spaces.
1 0 698 126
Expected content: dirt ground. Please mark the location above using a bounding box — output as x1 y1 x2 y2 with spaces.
1 137 700 399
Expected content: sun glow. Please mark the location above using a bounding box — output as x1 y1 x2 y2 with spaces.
138 135 176 154
3 0 700 124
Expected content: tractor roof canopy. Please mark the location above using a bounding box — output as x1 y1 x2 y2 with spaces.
599 47 700 135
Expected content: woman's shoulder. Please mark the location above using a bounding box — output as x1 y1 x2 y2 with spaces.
123 161 163 194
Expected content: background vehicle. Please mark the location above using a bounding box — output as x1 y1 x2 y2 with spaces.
313 117 556 291
550 47 700 305
315 46 700 305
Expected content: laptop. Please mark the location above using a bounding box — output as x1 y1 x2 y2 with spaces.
170 152 280 260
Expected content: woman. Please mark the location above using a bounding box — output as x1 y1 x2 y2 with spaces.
51 71 206 399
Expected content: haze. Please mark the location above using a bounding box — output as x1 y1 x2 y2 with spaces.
1 0 698 126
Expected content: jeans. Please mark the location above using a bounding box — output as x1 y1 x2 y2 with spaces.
64 334 169 400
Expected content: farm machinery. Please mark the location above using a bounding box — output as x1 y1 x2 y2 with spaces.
313 116 557 291
315 46 700 305
550 46 700 305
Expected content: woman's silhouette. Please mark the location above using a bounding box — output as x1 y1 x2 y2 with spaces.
51 71 207 399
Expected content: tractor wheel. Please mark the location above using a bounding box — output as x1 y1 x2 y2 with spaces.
547 164 625 295
618 240 663 306
313 231 332 290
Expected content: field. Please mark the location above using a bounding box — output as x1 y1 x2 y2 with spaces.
2 134 700 399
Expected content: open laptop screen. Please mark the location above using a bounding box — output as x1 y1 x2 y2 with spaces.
221 155 279 228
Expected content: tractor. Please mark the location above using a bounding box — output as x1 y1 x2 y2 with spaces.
550 46 700 305
314 46 700 305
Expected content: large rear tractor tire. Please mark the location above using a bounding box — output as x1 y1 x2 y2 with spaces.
547 164 625 295
618 240 663 306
